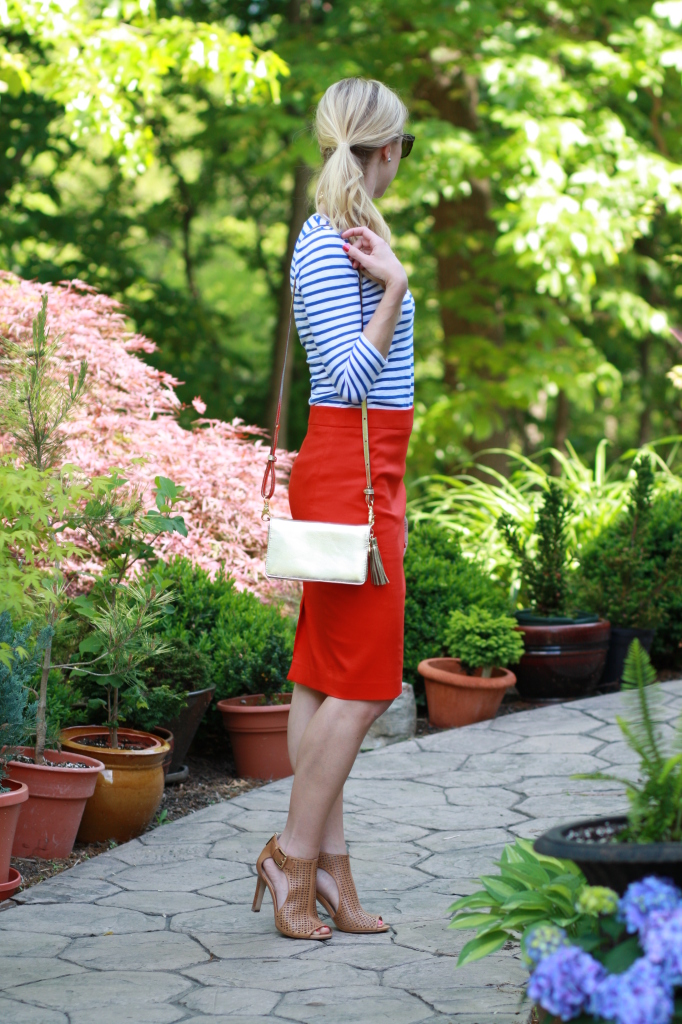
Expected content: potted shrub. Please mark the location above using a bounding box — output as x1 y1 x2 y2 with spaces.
403 522 508 701
2 613 104 860
418 607 523 728
576 458 682 690
497 482 610 699
533 639 682 890
146 557 295 780
60 581 173 843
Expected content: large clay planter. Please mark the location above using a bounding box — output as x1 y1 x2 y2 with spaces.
8 746 104 859
0 779 28 882
60 727 169 844
217 694 292 780
514 620 610 700
418 658 515 729
161 685 215 774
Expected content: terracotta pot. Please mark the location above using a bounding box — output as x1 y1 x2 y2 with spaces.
150 728 174 778
0 867 22 902
418 659 515 729
514 620 610 700
161 685 215 774
59 727 169 844
0 779 28 882
7 746 104 859
217 694 292 780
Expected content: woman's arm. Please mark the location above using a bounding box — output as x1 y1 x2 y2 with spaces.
341 226 408 361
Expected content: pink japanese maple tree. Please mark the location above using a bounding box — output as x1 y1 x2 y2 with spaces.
0 272 295 600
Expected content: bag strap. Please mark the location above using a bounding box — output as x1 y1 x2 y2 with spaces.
261 270 374 526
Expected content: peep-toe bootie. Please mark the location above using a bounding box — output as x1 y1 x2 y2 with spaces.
252 834 331 940
316 851 389 933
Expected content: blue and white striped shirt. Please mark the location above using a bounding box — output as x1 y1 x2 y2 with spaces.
291 214 414 409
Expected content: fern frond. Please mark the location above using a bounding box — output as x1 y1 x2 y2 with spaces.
619 639 665 773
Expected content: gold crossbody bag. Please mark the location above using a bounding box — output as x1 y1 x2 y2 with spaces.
261 269 388 587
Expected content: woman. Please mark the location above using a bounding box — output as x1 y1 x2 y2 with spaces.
252 77 415 940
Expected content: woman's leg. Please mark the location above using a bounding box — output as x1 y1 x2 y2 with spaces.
263 682 391 933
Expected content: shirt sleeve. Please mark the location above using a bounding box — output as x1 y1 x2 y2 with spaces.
293 229 387 405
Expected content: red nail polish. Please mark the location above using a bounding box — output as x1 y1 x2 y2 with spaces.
342 243 349 251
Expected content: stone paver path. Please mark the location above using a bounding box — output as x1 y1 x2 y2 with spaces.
2 680 682 1024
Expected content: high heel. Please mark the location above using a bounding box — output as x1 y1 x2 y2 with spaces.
316 851 389 933
253 834 331 940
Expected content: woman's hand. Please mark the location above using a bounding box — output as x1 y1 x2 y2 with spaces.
341 226 408 295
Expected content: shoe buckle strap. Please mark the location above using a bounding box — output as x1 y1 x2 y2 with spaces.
269 834 287 870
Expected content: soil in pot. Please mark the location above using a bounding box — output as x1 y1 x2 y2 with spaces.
534 815 682 893
8 747 104 859
161 685 215 774
217 694 292 780
514 618 610 700
60 727 169 844
418 658 515 729
0 779 28 882
600 626 656 692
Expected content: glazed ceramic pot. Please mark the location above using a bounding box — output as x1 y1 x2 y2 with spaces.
149 728 174 779
600 626 656 692
60 727 169 843
418 658 516 729
161 685 215 774
514 619 610 700
8 747 104 859
0 779 28 882
217 694 292 780
535 816 682 894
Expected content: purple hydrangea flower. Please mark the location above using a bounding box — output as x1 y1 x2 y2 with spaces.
618 877 682 937
527 946 605 1021
522 923 569 966
589 957 673 1024
642 906 682 987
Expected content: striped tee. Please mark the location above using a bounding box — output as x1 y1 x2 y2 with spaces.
290 213 415 409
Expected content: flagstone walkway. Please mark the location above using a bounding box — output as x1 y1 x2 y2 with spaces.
2 681 682 1024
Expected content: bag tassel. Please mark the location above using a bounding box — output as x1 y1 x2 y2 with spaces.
369 534 389 586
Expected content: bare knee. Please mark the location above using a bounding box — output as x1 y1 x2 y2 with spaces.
352 697 394 732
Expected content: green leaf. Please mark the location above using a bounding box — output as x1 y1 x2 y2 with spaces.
449 912 500 931
601 936 642 975
79 634 103 654
480 877 521 903
457 930 509 967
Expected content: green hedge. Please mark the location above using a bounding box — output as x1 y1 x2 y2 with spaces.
403 522 508 694
150 557 296 704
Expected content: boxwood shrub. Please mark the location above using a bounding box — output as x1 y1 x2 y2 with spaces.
403 522 508 695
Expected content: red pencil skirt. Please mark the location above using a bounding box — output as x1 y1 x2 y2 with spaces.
287 405 414 702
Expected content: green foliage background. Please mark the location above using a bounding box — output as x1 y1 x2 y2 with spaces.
6 0 682 475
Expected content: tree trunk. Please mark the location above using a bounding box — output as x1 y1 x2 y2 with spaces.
265 162 313 450
34 642 51 764
639 337 653 446
418 71 509 475
551 390 570 476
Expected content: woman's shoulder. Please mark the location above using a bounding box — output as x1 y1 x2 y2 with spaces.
295 214 344 257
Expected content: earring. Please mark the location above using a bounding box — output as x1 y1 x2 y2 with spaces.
387 155 391 162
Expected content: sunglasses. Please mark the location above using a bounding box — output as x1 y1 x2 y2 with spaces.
401 133 415 159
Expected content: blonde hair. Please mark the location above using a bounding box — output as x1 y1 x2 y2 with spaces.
313 78 408 243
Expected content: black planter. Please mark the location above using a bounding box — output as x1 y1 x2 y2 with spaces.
600 626 656 692
161 686 215 773
535 816 682 893
514 619 610 700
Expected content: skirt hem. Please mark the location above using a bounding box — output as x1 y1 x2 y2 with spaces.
288 662 402 702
